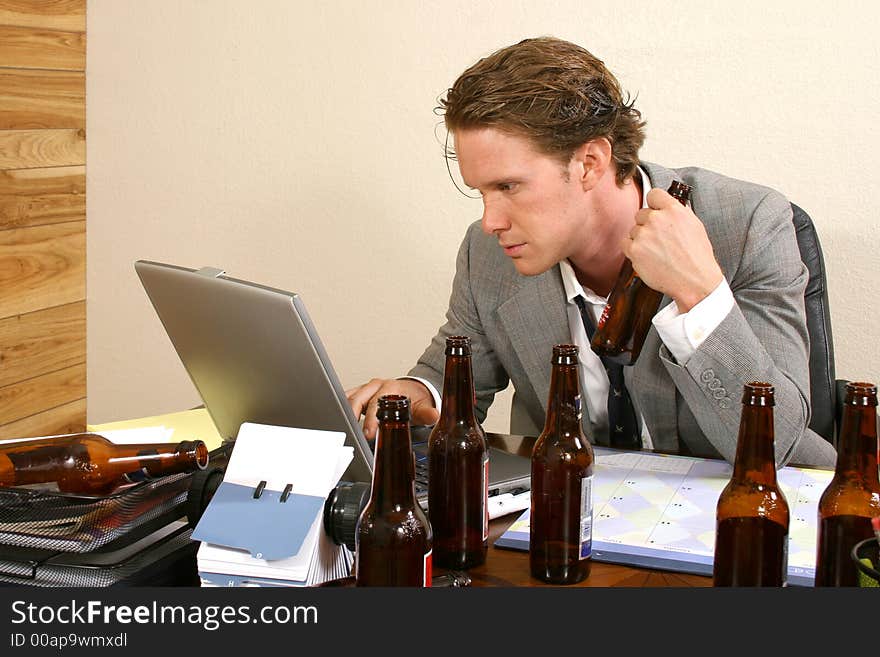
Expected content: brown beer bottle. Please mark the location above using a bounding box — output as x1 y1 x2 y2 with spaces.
590 180 692 365
814 381 880 586
355 394 433 586
713 382 790 586
428 336 488 569
530 344 594 584
0 433 209 495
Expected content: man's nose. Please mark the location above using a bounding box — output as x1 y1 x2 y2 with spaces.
481 202 509 235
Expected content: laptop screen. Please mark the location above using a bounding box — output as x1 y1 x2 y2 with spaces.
134 260 374 484
134 259 531 500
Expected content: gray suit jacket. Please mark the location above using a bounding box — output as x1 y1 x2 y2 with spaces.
409 162 837 468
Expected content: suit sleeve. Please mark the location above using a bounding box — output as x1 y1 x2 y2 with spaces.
659 191 837 468
407 222 510 423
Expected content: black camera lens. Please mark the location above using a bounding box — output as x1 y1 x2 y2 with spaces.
322 481 371 552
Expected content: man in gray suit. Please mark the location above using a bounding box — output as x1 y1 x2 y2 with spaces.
346 37 836 468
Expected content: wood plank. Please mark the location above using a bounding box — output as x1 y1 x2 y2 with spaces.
0 25 85 71
0 301 85 388
0 221 85 319
0 69 84 129
0 128 85 169
0 362 84 426
0 398 86 440
0 1 85 33
0 165 84 229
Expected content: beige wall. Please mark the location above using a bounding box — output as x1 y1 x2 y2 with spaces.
86 0 880 434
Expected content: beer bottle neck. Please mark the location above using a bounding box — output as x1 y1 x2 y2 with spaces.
371 421 418 510
834 405 880 484
437 354 479 427
732 406 778 484
114 440 208 476
542 362 583 438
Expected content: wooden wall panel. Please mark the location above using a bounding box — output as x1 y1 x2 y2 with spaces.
0 69 85 129
0 399 86 440
0 1 85 32
0 129 85 169
0 302 85 389
0 363 84 426
0 25 85 70
0 165 84 230
0 0 86 437
0 221 85 319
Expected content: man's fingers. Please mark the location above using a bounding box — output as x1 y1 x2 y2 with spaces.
345 378 384 418
646 187 675 210
346 377 439 441
362 397 381 440
411 399 440 426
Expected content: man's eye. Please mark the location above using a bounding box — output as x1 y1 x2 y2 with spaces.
498 182 516 192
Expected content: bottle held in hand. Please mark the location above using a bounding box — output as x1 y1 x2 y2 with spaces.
590 180 692 365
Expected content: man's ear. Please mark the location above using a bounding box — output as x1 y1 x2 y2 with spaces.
572 137 612 190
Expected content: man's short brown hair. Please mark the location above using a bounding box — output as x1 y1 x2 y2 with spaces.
439 37 646 185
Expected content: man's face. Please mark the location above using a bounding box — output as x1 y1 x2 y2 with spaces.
454 127 591 276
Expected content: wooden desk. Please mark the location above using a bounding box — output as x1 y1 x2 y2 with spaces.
468 432 713 587
460 510 711 587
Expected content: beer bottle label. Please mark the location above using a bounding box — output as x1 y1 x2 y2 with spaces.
780 535 789 587
579 474 594 560
482 456 490 541
423 549 433 587
597 303 611 330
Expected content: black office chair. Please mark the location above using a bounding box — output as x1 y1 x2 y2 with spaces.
791 202 840 447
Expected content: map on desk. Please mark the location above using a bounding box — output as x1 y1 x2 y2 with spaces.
494 447 832 586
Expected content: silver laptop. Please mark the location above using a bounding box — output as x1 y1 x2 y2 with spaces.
134 260 531 505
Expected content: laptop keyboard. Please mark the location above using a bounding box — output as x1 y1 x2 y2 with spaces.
414 448 428 496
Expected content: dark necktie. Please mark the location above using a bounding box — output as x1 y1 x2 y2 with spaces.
573 295 641 450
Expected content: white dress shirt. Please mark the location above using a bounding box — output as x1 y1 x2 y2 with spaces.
411 167 735 449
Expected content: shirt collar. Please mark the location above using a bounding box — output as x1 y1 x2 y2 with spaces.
560 165 651 304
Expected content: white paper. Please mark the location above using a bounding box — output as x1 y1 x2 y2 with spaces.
196 422 354 586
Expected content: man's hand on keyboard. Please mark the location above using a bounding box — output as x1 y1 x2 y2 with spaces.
345 377 440 440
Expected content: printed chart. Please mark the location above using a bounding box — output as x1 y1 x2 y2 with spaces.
495 448 832 586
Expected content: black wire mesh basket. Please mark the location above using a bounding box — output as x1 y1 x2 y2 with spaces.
0 471 194 553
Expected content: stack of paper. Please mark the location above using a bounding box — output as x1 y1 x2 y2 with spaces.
192 422 354 587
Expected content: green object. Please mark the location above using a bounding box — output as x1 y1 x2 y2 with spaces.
858 558 879 587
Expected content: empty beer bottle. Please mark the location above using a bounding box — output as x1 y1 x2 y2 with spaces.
355 395 433 586
590 180 692 365
530 344 594 584
0 433 209 495
713 382 790 586
428 336 488 569
814 381 880 586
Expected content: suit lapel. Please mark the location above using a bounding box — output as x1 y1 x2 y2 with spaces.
496 268 573 423
628 335 679 452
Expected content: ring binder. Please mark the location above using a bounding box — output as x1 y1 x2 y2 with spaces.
192 422 356 583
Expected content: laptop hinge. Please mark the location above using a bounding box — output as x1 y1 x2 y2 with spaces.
195 267 226 278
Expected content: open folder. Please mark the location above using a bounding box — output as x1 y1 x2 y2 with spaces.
192 422 354 586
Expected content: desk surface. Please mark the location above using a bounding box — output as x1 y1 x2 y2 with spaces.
88 413 712 587
462 514 711 587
